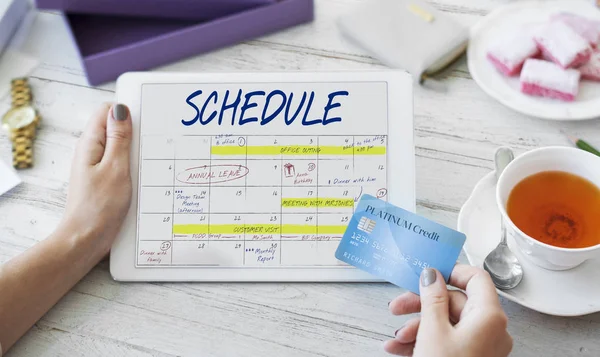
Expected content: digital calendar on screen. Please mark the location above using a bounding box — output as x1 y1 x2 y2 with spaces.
135 81 390 268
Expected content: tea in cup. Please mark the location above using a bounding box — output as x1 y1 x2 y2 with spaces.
496 147 600 270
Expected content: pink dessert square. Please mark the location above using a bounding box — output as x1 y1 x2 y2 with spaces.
552 12 600 48
579 50 600 81
520 59 581 101
487 30 539 76
534 22 592 68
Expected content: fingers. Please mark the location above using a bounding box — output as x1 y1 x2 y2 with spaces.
383 339 415 356
389 292 420 315
102 103 132 167
75 103 111 166
74 103 133 168
390 290 467 323
449 264 501 308
394 317 420 344
448 264 489 290
447 290 467 323
418 268 451 332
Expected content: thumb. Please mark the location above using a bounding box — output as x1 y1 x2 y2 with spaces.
75 103 110 166
419 268 451 332
102 103 132 165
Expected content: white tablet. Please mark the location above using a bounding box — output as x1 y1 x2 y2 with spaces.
110 71 414 282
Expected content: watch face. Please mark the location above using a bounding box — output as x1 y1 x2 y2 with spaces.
2 106 36 131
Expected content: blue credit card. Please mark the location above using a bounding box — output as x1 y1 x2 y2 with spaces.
335 195 466 294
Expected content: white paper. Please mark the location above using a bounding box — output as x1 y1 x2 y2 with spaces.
0 50 39 100
136 81 390 267
0 158 21 196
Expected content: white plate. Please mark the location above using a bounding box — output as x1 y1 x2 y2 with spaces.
458 171 600 316
468 0 600 120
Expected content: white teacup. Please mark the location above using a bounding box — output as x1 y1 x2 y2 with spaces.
496 146 600 271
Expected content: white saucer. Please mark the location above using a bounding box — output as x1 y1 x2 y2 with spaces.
468 0 600 120
458 172 600 316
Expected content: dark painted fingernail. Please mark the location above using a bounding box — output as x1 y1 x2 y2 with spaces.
113 104 128 121
394 325 404 337
421 268 436 287
388 301 391 307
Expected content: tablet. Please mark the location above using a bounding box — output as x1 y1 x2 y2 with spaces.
110 71 414 281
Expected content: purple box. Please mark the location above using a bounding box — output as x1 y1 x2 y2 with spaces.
63 0 313 85
36 0 276 20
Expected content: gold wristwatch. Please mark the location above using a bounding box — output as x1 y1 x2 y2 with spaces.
1 78 41 169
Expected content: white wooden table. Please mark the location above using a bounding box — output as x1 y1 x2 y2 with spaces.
1 1 599 356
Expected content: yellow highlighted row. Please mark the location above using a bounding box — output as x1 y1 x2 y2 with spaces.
210 145 386 156
172 224 348 235
281 198 354 208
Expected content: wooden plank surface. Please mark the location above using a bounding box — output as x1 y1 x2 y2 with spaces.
1 1 599 356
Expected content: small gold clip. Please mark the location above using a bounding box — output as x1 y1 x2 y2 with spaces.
408 3 434 23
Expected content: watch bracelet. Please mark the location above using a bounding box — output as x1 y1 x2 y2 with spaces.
10 126 36 169
11 78 32 108
9 78 36 168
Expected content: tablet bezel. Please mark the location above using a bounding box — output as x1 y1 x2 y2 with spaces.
110 70 414 282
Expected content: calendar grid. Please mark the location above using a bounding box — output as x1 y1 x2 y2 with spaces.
352 136 356 212
137 134 388 267
208 136 213 255
279 143 283 265
170 140 174 265
315 136 319 250
141 158 366 161
244 136 248 265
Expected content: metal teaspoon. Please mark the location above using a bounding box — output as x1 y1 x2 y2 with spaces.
483 147 524 290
